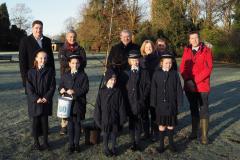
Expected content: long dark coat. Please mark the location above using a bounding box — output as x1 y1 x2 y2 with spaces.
107 42 140 72
94 87 126 132
150 68 183 117
59 71 89 122
139 52 160 79
123 68 151 116
58 43 87 77
19 34 55 87
26 67 56 117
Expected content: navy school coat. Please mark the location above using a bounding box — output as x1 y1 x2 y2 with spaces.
58 71 89 121
26 67 56 117
123 68 151 116
150 68 183 116
94 87 126 132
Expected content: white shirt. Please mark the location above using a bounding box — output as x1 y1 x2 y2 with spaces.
192 46 199 51
35 36 43 48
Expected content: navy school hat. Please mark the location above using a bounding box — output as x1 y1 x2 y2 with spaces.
67 54 82 61
128 50 141 59
104 68 117 83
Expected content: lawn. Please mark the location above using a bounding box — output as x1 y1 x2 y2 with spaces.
0 54 239 160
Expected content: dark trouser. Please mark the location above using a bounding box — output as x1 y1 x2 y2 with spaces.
142 107 157 136
68 116 81 146
185 92 209 119
32 115 48 144
102 132 117 151
129 115 142 144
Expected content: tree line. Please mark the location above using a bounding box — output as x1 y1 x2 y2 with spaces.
0 3 32 51
75 0 240 63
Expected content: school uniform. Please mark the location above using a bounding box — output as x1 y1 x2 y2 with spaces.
94 84 126 156
59 70 89 152
150 66 183 153
124 67 151 149
151 68 183 126
26 67 56 149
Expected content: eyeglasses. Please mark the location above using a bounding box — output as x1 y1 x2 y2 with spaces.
158 44 165 47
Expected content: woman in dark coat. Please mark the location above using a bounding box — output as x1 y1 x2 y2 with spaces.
139 40 159 141
94 69 126 157
151 54 183 153
59 55 89 154
26 49 56 151
58 29 87 135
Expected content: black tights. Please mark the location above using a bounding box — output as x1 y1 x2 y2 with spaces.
68 116 81 146
102 132 117 151
32 115 48 144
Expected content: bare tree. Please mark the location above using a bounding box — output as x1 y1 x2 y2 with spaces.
64 17 77 31
188 0 201 26
10 3 32 32
125 0 142 33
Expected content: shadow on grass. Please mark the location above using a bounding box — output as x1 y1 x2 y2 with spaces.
175 80 240 152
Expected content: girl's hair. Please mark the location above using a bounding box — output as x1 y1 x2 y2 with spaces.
140 40 155 56
33 49 47 69
66 57 80 71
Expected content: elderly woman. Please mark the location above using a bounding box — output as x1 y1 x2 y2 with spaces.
139 40 158 141
58 30 87 135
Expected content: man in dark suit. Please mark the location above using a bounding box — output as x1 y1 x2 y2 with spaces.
106 30 140 89
19 20 55 91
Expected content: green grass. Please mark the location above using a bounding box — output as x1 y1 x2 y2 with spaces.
0 55 240 160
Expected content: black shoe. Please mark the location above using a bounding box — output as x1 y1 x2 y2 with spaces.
75 145 80 153
156 146 164 153
111 147 117 156
188 133 198 140
168 144 177 152
142 133 150 140
42 143 51 151
68 145 75 154
103 149 113 157
151 134 157 142
31 142 42 151
60 127 67 135
130 143 141 151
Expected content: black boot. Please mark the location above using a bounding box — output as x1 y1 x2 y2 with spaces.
75 144 80 153
103 132 112 157
157 131 164 153
111 133 117 156
189 116 199 140
168 129 177 152
68 145 75 154
32 139 42 151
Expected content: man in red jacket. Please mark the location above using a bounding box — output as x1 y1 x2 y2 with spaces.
180 31 213 144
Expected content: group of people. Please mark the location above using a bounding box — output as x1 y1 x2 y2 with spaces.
18 20 213 157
